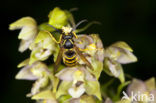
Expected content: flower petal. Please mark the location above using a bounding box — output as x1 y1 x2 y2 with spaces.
56 81 72 99
127 79 147 96
68 84 85 98
105 41 137 64
55 67 76 81
48 7 68 29
103 58 125 83
9 17 37 40
31 90 55 100
145 77 155 92
85 81 102 100
15 65 38 80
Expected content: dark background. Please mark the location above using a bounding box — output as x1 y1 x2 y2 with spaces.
1 0 156 103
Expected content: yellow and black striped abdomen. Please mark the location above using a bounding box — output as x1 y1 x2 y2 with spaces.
63 50 77 66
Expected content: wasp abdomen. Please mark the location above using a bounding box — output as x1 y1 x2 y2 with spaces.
63 50 77 66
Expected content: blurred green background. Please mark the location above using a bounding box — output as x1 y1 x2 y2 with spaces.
1 0 156 103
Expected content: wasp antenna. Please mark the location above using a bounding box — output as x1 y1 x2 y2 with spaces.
69 8 79 12
47 24 61 33
72 19 88 31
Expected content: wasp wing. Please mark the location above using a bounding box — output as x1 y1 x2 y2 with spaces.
74 45 93 70
54 47 64 73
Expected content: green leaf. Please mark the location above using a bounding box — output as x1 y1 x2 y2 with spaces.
56 81 72 99
85 81 102 100
48 7 68 29
31 90 55 100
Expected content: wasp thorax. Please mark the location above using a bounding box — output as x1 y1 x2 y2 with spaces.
62 26 72 35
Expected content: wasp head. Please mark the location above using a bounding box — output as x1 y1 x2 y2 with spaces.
62 26 73 35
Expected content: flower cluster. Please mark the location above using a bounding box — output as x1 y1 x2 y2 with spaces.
9 7 147 103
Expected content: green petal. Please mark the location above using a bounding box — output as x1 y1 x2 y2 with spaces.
38 22 55 32
103 58 125 83
85 81 102 100
48 66 59 93
111 41 133 52
56 81 72 99
80 95 96 103
15 65 38 80
17 58 29 68
65 10 75 27
145 77 155 91
9 17 37 40
116 99 131 103
48 7 68 29
89 61 103 80
59 95 71 103
34 31 57 50
29 30 59 65
31 90 55 100
127 79 147 96
28 77 49 97
105 41 137 64
118 67 125 83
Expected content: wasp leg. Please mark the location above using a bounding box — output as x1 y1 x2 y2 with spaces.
46 31 62 44
74 46 93 70
54 47 64 73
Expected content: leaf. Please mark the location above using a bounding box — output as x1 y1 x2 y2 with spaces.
31 90 55 100
48 7 68 29
56 81 72 99
85 81 102 100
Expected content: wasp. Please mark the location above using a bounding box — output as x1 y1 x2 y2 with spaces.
47 20 94 72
